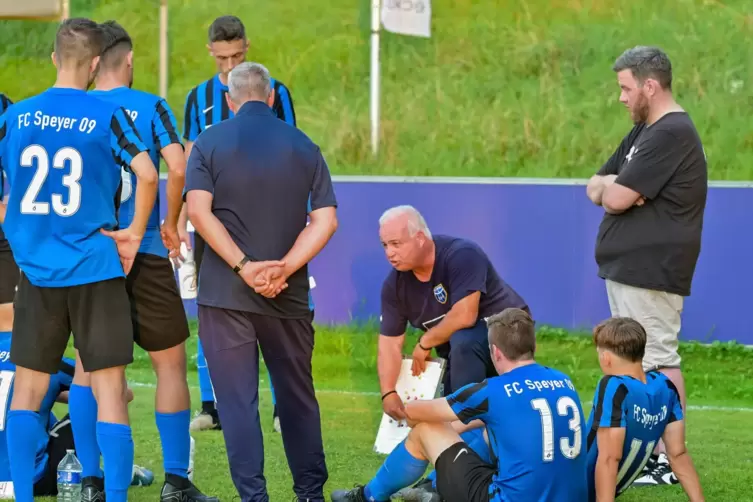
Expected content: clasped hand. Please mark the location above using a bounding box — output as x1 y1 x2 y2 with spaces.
239 260 289 298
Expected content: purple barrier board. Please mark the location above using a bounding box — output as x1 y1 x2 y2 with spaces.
163 176 751 344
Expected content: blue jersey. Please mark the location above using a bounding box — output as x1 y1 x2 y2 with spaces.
89 87 182 257
446 363 588 502
0 333 74 483
0 88 148 287
586 372 683 501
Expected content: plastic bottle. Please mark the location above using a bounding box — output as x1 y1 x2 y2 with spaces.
178 243 197 300
187 436 196 481
57 449 82 502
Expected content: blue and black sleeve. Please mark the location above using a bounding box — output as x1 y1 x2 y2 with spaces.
272 81 296 127
110 107 148 170
446 380 490 424
587 376 628 450
153 99 182 150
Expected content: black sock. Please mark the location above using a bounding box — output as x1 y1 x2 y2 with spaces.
165 473 191 490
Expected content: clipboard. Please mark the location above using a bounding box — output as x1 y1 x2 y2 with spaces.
373 356 447 455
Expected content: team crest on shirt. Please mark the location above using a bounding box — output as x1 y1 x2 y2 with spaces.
433 284 448 304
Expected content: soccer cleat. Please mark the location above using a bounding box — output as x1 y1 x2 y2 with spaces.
130 464 155 486
81 476 105 502
392 478 442 502
330 485 368 502
632 453 679 486
189 411 221 432
160 474 220 502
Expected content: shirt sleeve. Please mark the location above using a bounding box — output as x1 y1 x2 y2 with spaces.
597 126 640 176
309 147 337 211
614 129 686 200
447 245 488 306
380 273 408 337
446 380 490 424
274 82 297 127
184 141 214 199
665 378 684 423
153 99 182 150
0 112 7 191
591 376 628 428
182 87 200 142
110 107 148 171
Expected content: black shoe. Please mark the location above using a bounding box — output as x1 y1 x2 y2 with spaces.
160 474 220 502
330 485 367 502
81 476 105 502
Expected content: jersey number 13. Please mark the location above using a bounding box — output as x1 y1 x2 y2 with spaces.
531 396 583 461
20 145 83 216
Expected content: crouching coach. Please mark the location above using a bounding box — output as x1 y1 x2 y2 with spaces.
377 205 530 421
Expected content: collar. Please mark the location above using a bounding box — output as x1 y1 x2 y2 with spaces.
237 100 275 116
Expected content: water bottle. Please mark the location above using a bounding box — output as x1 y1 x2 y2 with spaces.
57 449 82 502
187 436 196 481
178 244 198 300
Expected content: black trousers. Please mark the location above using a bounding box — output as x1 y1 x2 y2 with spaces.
198 305 328 502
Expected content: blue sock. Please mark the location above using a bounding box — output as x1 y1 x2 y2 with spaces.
427 429 491 489
156 410 191 477
96 422 134 502
365 441 428 501
268 369 276 406
197 341 215 403
7 411 45 502
69 384 103 478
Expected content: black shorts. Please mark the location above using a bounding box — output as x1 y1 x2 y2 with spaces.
12 274 134 374
33 414 75 497
435 441 496 502
126 253 190 352
0 251 19 304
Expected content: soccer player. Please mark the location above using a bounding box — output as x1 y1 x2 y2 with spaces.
0 92 18 335
586 317 704 501
331 308 588 502
179 14 300 433
64 20 215 502
0 18 158 502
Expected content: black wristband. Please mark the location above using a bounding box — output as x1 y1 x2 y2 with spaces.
418 338 431 351
381 390 397 401
233 256 250 274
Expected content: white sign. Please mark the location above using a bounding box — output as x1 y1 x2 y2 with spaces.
373 356 446 454
381 0 431 38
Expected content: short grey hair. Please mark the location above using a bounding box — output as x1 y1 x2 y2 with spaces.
379 205 432 240
612 46 672 90
228 62 272 103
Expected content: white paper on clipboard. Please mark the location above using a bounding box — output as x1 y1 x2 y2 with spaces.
373 356 446 455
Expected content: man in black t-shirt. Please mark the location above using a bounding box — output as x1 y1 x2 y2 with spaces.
377 205 529 422
0 92 19 334
585 46 707 488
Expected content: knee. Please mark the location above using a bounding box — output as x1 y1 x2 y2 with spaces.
11 368 50 409
151 345 187 375
90 367 127 400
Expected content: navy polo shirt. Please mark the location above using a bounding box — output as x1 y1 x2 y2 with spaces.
184 100 337 318
380 235 529 336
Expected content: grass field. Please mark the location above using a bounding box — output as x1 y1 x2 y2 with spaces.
50 323 753 501
1 0 752 179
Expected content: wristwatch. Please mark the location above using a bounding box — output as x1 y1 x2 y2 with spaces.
233 256 250 274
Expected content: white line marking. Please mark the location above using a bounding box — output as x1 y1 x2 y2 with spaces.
157 172 753 188
127 380 753 412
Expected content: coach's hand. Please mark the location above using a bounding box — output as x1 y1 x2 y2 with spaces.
101 227 143 275
253 265 289 298
239 260 287 295
411 343 431 376
383 392 407 422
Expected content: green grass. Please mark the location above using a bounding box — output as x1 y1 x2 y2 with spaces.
51 323 753 501
1 0 752 179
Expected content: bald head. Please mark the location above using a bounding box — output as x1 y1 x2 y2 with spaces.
379 205 433 271
227 62 272 106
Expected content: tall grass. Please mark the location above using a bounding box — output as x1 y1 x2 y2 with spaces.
1 0 751 178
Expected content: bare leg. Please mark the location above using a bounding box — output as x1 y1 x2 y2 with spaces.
150 343 190 413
